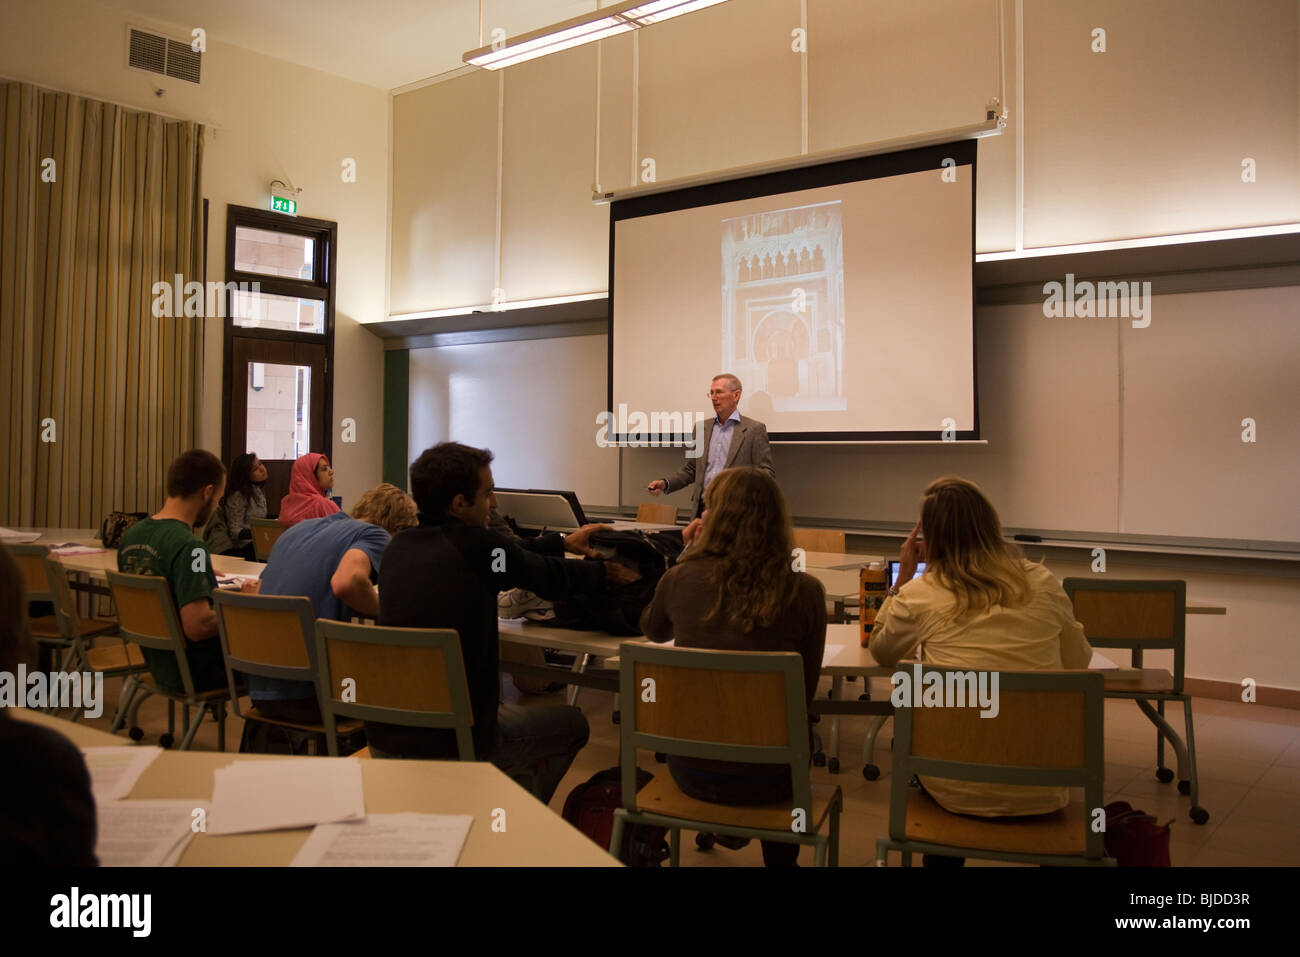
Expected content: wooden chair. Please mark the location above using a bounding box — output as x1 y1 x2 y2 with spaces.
106 571 237 751
610 643 842 866
10 544 117 669
211 591 364 754
1063 578 1206 825
249 518 286 561
313 619 475 760
792 529 846 553
37 551 147 722
876 667 1114 867
635 502 678 525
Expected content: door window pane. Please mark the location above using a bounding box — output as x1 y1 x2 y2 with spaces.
235 226 316 279
231 289 325 334
246 363 311 460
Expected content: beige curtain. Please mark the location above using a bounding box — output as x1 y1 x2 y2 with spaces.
0 81 204 528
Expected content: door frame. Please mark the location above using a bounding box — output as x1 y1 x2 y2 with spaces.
220 204 337 468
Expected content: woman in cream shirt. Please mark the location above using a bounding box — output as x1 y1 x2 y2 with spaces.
870 476 1093 819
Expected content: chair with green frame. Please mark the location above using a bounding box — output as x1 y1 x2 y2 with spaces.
609 643 843 867
248 518 286 562
10 544 118 672
875 666 1115 867
37 550 148 723
211 590 365 755
313 619 476 760
106 570 238 750
1063 578 1207 825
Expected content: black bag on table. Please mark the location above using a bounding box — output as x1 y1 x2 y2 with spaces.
99 511 149 548
547 528 684 636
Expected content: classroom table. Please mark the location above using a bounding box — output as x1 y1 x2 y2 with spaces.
10 706 134 748
14 716 619 867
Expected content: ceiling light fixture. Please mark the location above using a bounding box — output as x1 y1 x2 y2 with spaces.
463 0 732 70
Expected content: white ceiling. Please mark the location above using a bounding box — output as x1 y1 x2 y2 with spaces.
99 0 601 90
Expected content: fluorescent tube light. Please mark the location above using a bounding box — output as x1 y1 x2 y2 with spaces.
976 223 1300 262
386 292 608 324
463 0 731 71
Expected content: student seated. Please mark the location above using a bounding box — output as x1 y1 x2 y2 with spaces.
0 545 97 865
117 450 260 693
869 476 1093 863
366 442 639 803
639 467 827 867
277 452 339 527
203 452 267 560
244 483 418 749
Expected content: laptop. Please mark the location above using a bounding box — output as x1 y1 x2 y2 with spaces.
887 560 926 589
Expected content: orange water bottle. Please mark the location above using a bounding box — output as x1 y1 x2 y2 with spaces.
860 561 887 646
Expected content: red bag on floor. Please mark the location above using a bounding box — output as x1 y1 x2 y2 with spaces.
1104 801 1172 866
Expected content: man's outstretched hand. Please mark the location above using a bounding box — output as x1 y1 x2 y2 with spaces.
564 523 613 558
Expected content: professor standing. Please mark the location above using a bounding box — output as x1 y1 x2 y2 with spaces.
646 373 775 518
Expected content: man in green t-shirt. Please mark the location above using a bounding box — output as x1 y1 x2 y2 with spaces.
117 449 260 693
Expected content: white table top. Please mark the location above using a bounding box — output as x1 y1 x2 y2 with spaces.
21 530 266 580
10 717 619 867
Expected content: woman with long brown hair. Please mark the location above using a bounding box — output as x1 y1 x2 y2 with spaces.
871 476 1092 829
639 467 826 867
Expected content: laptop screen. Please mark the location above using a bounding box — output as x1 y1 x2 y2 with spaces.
887 560 926 589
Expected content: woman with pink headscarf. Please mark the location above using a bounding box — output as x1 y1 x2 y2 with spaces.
277 453 340 527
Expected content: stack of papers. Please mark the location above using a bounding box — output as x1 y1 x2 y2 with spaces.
291 813 473 867
82 746 162 800
209 758 365 835
48 543 105 556
95 800 208 866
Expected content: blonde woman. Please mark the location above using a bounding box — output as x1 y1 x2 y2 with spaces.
871 476 1092 859
640 467 826 867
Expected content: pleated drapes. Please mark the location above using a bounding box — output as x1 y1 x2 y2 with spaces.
0 81 204 527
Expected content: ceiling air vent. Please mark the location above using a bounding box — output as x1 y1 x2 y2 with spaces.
127 27 202 84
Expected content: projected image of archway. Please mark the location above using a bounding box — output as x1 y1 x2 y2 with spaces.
721 201 846 414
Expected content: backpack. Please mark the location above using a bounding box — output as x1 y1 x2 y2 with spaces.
561 766 670 867
99 511 149 548
1104 800 1172 866
548 529 684 635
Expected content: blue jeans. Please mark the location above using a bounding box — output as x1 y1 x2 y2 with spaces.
372 703 589 805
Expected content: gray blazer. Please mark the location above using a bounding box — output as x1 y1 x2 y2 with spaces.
663 414 776 509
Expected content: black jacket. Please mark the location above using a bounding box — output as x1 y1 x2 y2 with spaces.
367 513 606 758
0 712 97 865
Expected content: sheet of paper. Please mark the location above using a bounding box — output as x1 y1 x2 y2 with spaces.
209 758 365 835
48 544 105 556
0 527 41 543
94 800 206 867
290 813 474 867
1089 651 1119 670
82 746 162 800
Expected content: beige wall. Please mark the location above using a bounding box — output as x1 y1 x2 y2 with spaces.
0 0 389 508
391 0 1299 311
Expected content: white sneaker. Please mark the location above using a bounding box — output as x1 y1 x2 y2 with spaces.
498 588 554 620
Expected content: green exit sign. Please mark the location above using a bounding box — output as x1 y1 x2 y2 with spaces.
271 195 297 215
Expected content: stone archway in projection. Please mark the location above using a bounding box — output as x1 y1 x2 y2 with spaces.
752 311 809 397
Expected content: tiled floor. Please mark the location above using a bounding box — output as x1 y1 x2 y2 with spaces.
77 672 1300 867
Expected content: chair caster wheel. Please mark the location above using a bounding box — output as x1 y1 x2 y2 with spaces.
827 688 834 699
812 752 826 767
1156 767 1174 783
809 714 820 725
653 752 666 764
695 833 715 851
1189 806 1209 826
159 733 174 749
128 727 144 742
612 710 620 724
1177 780 1191 796
863 764 880 781
858 693 870 702
828 758 840 774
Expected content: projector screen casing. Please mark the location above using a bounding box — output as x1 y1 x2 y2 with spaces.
608 139 979 442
